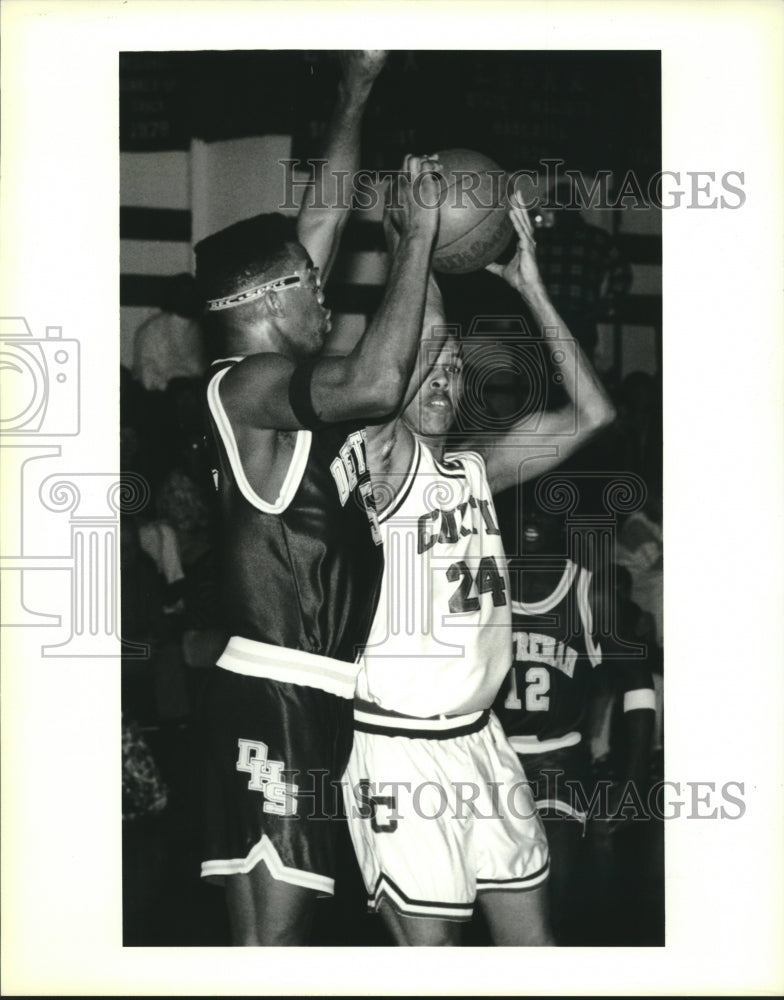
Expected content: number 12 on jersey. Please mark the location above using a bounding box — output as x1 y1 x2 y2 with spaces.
504 665 551 712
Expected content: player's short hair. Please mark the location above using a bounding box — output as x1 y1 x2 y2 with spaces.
194 213 299 307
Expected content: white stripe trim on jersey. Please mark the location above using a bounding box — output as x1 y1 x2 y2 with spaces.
510 731 583 754
218 635 360 699
511 560 579 615
533 797 587 825
443 448 487 474
438 451 489 496
576 567 602 667
371 873 474 921
354 706 485 733
201 832 334 895
433 454 469 479
623 688 657 712
378 437 422 523
207 364 312 514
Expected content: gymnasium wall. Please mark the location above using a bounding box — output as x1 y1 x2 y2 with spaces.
119 138 386 365
120 150 192 368
593 194 662 379
120 141 661 375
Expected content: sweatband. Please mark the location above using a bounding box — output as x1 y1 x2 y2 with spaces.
623 688 657 713
288 358 329 429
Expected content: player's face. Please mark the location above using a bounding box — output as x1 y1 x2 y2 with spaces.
279 244 332 355
403 338 463 438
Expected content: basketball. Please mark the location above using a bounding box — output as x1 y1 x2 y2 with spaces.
430 149 513 274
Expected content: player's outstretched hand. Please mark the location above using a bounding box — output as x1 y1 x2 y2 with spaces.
339 50 388 90
485 192 544 296
387 153 442 242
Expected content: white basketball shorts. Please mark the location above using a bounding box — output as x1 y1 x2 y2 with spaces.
343 707 550 921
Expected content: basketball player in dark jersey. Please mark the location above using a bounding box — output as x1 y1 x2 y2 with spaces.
493 504 655 942
195 52 443 945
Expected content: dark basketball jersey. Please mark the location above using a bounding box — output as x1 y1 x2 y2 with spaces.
205 357 384 680
493 560 601 746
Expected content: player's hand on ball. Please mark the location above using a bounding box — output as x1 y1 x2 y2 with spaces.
388 154 443 241
485 192 544 295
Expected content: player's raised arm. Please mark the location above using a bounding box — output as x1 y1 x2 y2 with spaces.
221 157 440 431
362 206 450 505
296 50 387 280
469 195 616 493
367 191 449 428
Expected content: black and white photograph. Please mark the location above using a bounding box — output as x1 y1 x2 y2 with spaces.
118 47 664 950
1 1 782 995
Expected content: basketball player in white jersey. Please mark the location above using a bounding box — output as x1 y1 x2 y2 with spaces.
343 195 616 945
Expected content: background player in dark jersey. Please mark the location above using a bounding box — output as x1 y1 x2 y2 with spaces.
194 52 443 946
493 501 656 942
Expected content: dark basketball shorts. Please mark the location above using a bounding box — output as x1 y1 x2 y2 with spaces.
200 665 354 895
511 736 593 828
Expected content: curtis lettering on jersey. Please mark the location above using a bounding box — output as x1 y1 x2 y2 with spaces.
417 495 500 554
330 429 382 545
514 631 579 678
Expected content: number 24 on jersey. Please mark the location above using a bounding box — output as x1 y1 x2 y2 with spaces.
446 555 507 613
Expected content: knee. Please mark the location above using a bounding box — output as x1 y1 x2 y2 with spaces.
381 904 461 946
232 914 310 946
231 927 261 946
418 924 460 946
256 922 309 946
402 924 459 946
522 924 556 947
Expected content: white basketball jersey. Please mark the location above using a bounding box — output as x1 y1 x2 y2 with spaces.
356 440 511 717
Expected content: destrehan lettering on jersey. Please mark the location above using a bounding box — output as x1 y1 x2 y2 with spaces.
512 632 579 677
330 429 368 501
493 561 601 742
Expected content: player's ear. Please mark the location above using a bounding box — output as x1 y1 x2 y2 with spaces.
265 290 286 318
